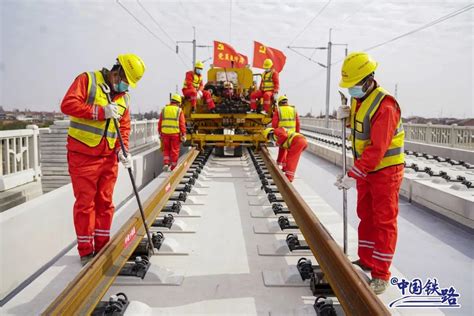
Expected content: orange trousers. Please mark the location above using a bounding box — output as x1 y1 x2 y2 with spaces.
182 88 215 110
277 147 287 169
356 164 404 280
283 136 307 182
250 90 273 112
162 134 181 170
68 151 118 257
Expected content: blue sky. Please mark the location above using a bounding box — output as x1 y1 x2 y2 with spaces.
1 0 472 118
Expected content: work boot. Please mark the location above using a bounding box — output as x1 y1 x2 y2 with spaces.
370 278 389 295
260 110 267 115
191 107 196 114
80 253 94 266
209 108 216 114
352 259 372 272
163 164 170 172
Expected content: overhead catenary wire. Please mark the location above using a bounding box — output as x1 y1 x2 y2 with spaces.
116 0 188 67
364 3 473 52
136 0 192 63
287 47 326 68
330 3 474 67
136 0 177 45
288 0 332 46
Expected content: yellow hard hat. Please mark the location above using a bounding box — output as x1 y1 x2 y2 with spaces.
195 60 204 69
339 52 378 88
277 95 288 105
263 58 273 69
117 54 146 88
262 127 274 141
170 93 182 104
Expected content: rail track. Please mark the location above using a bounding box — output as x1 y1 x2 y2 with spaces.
43 146 389 316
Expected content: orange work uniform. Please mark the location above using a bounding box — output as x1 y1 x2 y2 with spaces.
158 104 186 170
250 70 280 113
273 127 307 182
348 82 404 281
182 71 215 110
61 70 130 258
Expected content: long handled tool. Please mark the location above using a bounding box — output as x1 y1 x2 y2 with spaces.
339 91 349 255
99 83 155 255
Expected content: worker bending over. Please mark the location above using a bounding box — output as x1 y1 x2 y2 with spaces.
272 95 300 169
335 52 405 295
263 127 307 182
182 61 215 113
250 58 279 115
61 54 146 265
158 94 187 171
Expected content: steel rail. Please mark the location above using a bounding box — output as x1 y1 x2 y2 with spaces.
43 148 199 315
259 146 390 315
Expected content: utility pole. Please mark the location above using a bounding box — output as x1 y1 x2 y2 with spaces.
394 83 398 99
288 28 347 128
176 26 212 68
324 29 332 129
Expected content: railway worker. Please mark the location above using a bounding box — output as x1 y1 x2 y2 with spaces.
263 127 307 182
182 60 216 113
272 95 301 170
61 54 146 265
250 58 280 115
334 52 405 295
158 94 187 171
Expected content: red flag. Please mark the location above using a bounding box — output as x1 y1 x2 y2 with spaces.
252 41 286 72
213 41 248 68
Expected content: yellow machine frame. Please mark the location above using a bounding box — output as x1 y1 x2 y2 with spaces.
182 67 272 151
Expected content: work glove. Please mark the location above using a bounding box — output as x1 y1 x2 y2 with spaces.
104 103 121 119
197 90 203 100
337 106 351 120
180 135 187 143
273 92 279 102
118 150 132 169
334 174 356 190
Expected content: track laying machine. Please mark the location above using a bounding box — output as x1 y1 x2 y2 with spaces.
182 66 272 157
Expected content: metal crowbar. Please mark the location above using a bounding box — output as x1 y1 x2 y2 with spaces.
99 83 155 255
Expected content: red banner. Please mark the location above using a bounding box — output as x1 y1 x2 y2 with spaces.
213 41 248 68
252 41 286 72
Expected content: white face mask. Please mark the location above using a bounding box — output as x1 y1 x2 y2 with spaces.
195 68 202 75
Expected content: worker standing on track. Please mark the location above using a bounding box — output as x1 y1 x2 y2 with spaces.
272 95 300 169
158 94 187 171
263 127 307 182
182 61 216 113
335 52 405 295
61 54 146 265
250 58 279 115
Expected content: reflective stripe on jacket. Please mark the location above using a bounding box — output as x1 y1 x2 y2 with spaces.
262 70 274 91
278 105 296 132
68 71 128 149
281 131 302 149
350 86 404 172
183 71 202 90
161 105 181 134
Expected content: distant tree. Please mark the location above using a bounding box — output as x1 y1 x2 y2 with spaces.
0 121 28 130
304 112 313 118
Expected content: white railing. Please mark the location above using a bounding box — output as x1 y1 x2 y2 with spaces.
129 119 159 149
300 118 474 149
0 125 41 191
404 123 473 149
0 119 159 193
